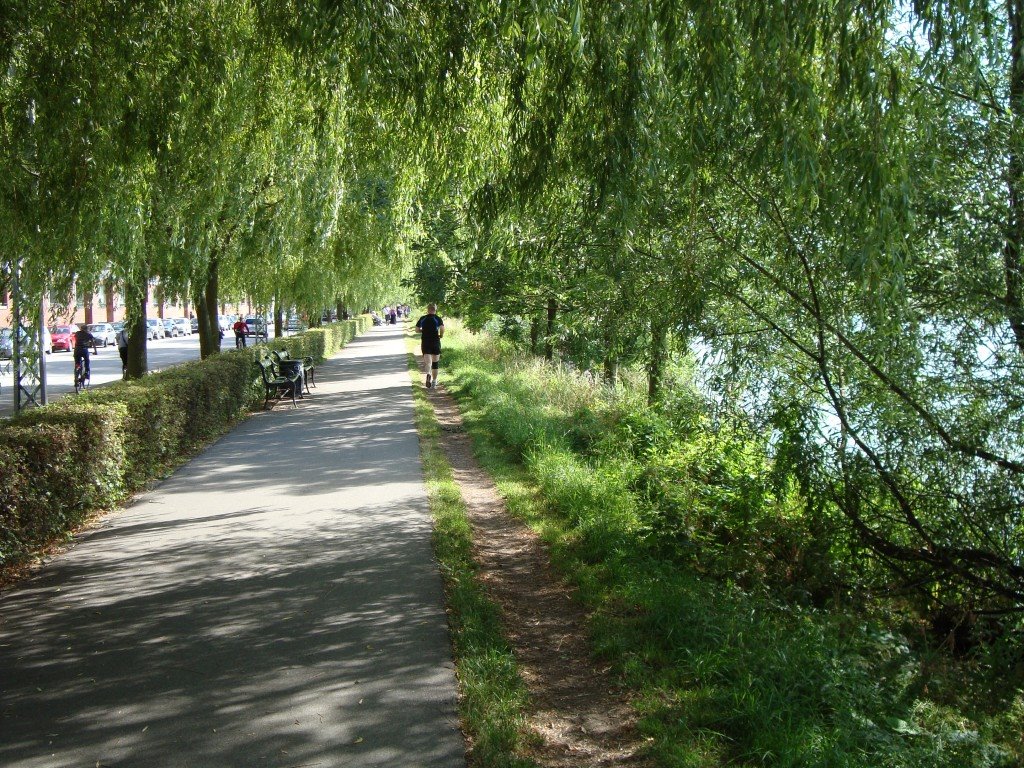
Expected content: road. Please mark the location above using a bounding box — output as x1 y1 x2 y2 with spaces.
0 332 284 418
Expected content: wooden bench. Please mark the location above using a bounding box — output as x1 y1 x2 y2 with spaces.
273 349 315 394
256 357 301 409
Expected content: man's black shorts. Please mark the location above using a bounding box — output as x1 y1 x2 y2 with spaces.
421 342 441 356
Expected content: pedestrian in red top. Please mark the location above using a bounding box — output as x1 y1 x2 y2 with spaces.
232 318 249 349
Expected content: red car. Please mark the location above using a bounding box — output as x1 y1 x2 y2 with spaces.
50 325 75 352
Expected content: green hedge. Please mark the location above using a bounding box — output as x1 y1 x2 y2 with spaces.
0 315 371 567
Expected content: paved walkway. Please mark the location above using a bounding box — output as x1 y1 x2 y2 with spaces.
0 325 465 768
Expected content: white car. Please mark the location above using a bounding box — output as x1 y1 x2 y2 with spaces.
172 317 192 336
145 318 163 340
86 323 117 347
0 326 52 357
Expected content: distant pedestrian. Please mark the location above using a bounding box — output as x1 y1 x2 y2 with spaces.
116 325 130 373
415 303 444 389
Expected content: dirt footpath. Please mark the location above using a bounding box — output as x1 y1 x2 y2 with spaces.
428 387 652 767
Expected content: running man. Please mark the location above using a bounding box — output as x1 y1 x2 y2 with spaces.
415 303 444 389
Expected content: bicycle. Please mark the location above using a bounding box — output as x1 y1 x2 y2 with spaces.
73 357 90 393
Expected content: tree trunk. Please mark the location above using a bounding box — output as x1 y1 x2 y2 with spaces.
603 313 618 386
530 314 540 354
1008 0 1024 353
104 278 116 322
337 300 345 321
544 297 557 361
274 302 283 338
204 256 220 355
194 289 211 358
194 255 220 359
648 316 668 404
126 290 148 379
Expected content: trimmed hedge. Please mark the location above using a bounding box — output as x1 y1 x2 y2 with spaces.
0 315 371 567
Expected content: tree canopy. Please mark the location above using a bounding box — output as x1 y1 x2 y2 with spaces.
2 0 1022 614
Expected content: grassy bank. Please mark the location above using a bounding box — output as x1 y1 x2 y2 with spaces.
406 342 536 767
434 321 1023 768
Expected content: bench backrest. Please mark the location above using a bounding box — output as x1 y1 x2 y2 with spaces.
257 358 279 383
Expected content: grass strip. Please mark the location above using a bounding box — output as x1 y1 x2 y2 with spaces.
406 340 537 768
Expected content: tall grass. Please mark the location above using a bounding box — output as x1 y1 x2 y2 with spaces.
406 340 537 767
437 321 1023 768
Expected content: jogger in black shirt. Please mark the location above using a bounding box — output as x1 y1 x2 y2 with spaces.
415 304 444 389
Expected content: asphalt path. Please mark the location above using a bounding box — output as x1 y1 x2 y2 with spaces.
0 323 465 767
0 332 288 418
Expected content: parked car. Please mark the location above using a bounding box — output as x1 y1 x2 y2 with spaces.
162 318 178 338
172 317 192 336
218 315 233 331
4 325 54 355
190 316 199 333
50 325 75 352
87 322 117 347
244 316 268 340
5 325 53 355
145 318 163 340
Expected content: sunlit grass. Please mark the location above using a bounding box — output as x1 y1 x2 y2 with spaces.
406 331 537 768
434 320 1023 768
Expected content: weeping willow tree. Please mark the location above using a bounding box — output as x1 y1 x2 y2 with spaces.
0 0 433 368
3 0 1022 613
394 0 1024 617
647 2 1024 615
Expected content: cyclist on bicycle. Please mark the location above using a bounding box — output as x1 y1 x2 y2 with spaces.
232 318 249 348
72 324 96 378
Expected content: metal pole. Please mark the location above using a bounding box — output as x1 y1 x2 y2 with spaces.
12 262 21 412
38 301 46 405
11 98 44 411
30 98 46 406
11 261 44 411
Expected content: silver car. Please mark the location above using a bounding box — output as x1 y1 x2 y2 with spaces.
0 328 11 359
0 326 51 356
87 323 117 347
